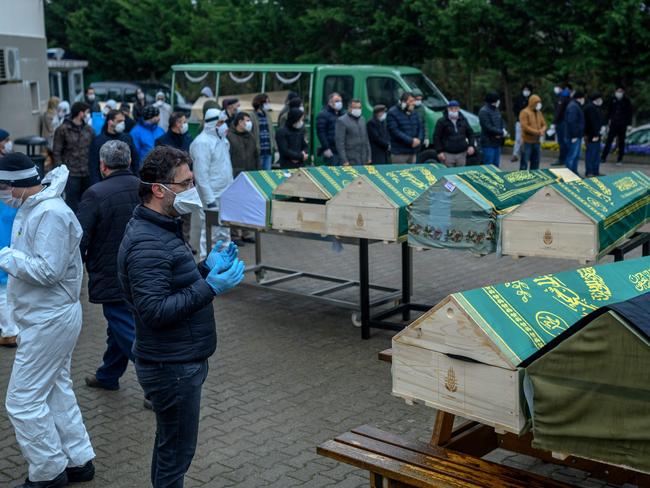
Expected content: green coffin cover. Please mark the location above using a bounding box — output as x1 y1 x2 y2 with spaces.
525 304 650 472
408 168 564 254
454 256 650 366
552 171 650 257
246 168 298 200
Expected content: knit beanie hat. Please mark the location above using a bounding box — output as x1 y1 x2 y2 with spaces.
0 129 8 141
485 92 500 104
286 108 304 127
0 152 41 188
142 105 160 121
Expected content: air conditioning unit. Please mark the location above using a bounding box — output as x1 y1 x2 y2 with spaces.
0 47 21 82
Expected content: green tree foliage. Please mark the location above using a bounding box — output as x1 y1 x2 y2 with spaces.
45 0 650 119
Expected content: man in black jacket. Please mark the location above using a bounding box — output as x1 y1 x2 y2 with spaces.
584 93 605 177
478 92 506 167
77 140 142 396
89 110 139 185
118 146 244 488
155 112 193 152
275 108 308 168
433 100 475 167
601 86 634 165
367 105 390 164
316 92 343 165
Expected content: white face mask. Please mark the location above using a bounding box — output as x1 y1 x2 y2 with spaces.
87 94 96 102
0 188 24 208
102 106 110 115
294 120 304 129
162 185 203 215
217 123 228 138
181 122 189 134
594 99 603 107
414 100 422 107
494 100 501 108
114 121 126 133
137 93 145 101
554 87 562 95
448 110 459 119
85 113 92 124
615 91 624 100
263 103 271 111
523 90 531 97
400 102 407 110
154 100 164 107
333 101 343 111
536 102 542 111
2 141 13 154
244 120 253 132
350 108 362 118
379 113 387 122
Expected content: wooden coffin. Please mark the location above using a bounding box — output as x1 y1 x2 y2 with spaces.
501 172 650 262
219 169 296 229
392 256 650 435
271 164 445 235
408 167 579 255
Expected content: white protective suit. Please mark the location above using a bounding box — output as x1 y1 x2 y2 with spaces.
0 283 18 337
189 124 233 258
0 166 95 482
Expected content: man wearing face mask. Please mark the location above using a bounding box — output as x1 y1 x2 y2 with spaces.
53 102 94 212
584 93 605 177
132 88 147 121
130 105 165 165
154 92 172 132
387 92 423 164
412 89 430 149
511 83 533 163
250 93 275 170
0 153 96 488
156 112 193 153
479 92 506 167
601 86 634 165
564 91 586 174
76 141 142 400
221 98 241 127
335 99 371 166
118 146 244 488
276 108 309 168
519 94 547 170
551 84 572 167
89 110 139 185
317 92 344 165
84 87 101 113
367 105 390 164
0 129 13 156
190 108 233 257
433 101 476 167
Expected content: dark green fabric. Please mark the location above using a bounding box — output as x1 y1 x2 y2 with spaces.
247 168 298 199
553 172 650 257
407 169 566 254
526 312 650 472
453 256 650 366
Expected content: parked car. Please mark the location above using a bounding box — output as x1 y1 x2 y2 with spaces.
626 124 650 154
77 81 190 113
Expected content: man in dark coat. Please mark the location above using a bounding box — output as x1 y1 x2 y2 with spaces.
155 112 193 153
601 86 634 164
584 93 605 177
84 87 101 113
551 85 572 166
387 92 423 164
433 100 476 167
276 109 308 168
367 105 390 164
478 92 506 167
564 92 586 174
118 146 244 487
335 99 371 166
228 112 260 176
77 140 141 395
89 109 139 185
316 92 343 165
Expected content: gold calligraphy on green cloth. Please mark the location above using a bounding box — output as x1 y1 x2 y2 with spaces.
454 256 650 366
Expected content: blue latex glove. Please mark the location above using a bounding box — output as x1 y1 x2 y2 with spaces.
206 258 245 295
206 240 238 273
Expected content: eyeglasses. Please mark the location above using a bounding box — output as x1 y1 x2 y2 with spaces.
158 179 194 190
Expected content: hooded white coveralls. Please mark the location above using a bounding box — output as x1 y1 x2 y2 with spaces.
0 166 95 482
190 124 233 258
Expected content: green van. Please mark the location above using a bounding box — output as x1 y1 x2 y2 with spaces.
171 63 479 164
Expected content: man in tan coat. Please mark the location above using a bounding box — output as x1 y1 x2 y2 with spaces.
518 94 547 170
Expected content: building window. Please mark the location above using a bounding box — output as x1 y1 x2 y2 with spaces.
29 81 40 114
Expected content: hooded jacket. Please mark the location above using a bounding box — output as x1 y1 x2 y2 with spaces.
118 205 216 363
519 95 547 144
228 128 260 176
275 109 308 168
190 126 233 207
52 119 94 177
433 111 475 154
130 121 165 163
0 166 83 330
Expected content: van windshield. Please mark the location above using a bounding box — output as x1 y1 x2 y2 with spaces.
402 74 447 110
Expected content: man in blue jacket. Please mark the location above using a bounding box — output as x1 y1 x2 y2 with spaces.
130 105 164 165
88 110 139 185
77 140 142 399
316 92 343 165
387 92 423 164
564 91 586 174
118 146 244 488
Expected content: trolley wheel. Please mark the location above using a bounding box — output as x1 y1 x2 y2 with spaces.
254 269 267 283
351 312 362 327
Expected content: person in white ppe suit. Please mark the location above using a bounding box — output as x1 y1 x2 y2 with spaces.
0 199 18 347
189 108 233 258
0 153 95 488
